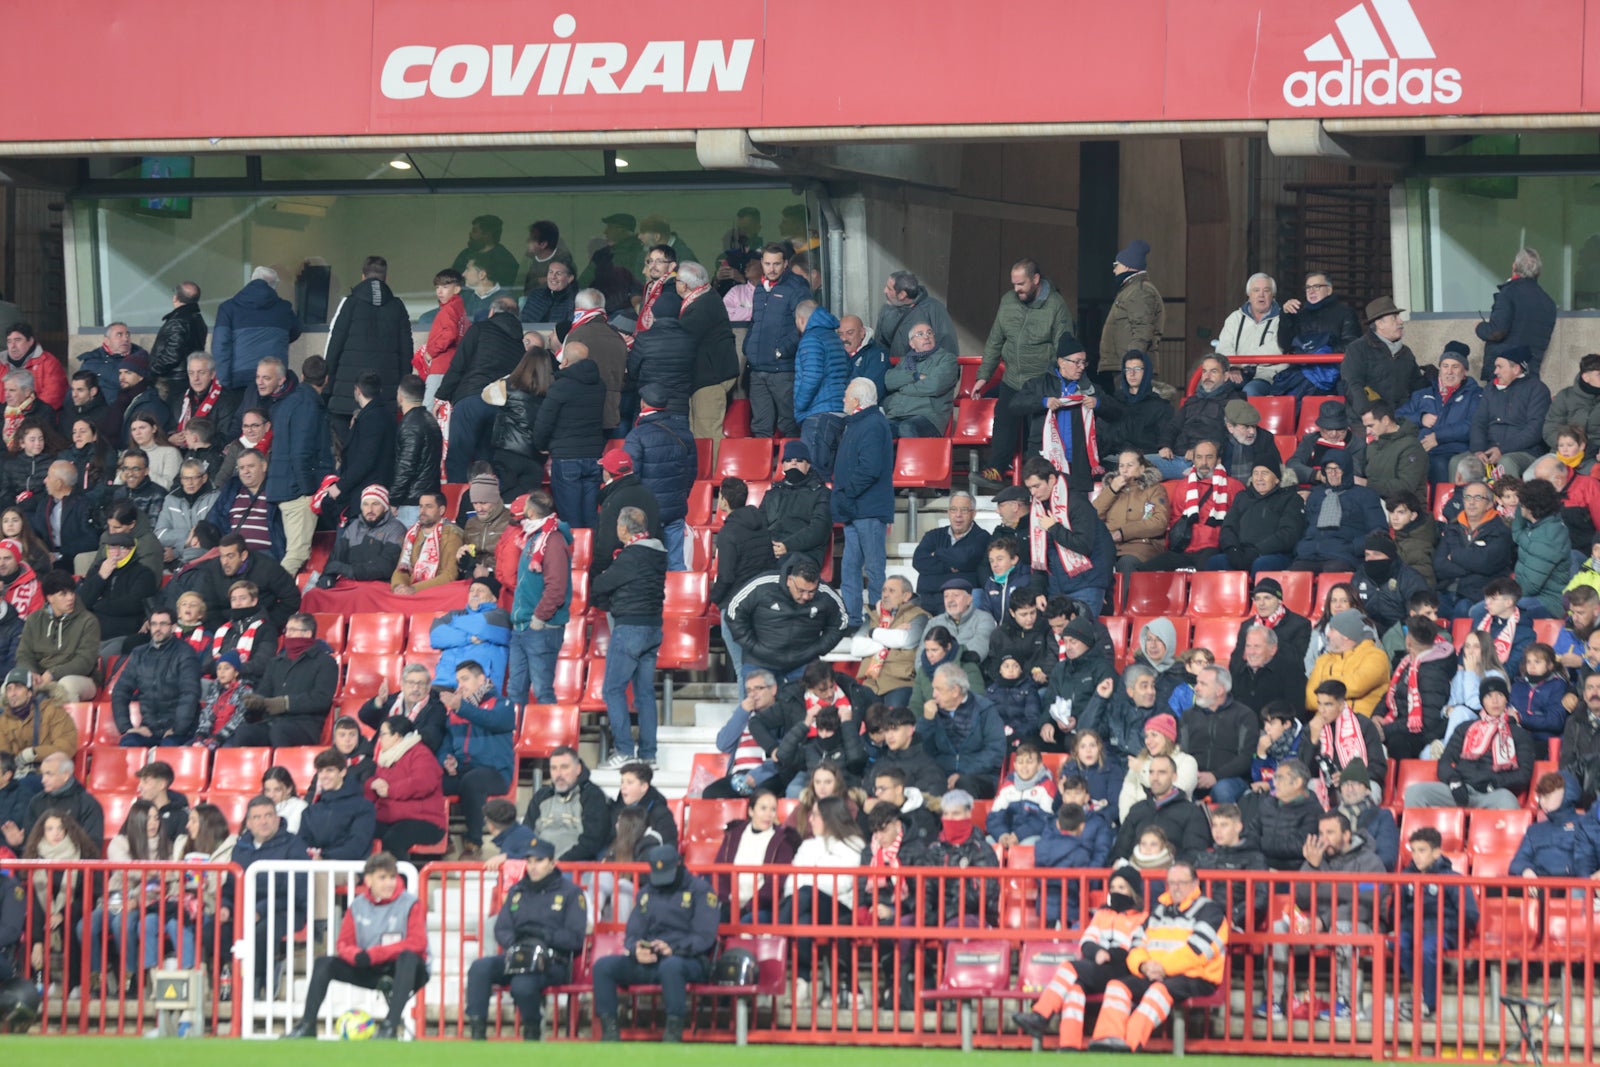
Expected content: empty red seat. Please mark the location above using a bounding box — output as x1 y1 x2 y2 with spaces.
1192 618 1240 667
312 613 347 654
559 617 587 658
342 653 404 703
958 361 980 400
202 791 252 833
722 399 752 439
1248 396 1295 435
1391 761 1438 809
1104 615 1131 670
272 746 321 790
1466 809 1532 855
657 616 712 671
687 525 715 573
694 438 713 481
346 612 405 655
684 480 716 527
893 438 953 490
1400 807 1464 851
150 746 211 794
552 658 586 704
570 527 593 572
1431 483 1455 521
952 399 996 447
87 746 147 793
663 571 710 617
1125 572 1188 616
516 704 581 759
101 793 137 842
1532 618 1562 646
580 659 609 713
211 747 273 793
1188 571 1250 617
407 612 437 653
683 798 744 843
439 482 469 520
715 439 774 482
61 702 95 746
1275 434 1297 463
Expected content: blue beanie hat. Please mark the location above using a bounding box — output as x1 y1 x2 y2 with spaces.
216 650 243 673
1115 239 1150 272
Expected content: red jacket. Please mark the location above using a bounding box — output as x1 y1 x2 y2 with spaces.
416 296 467 379
23 348 67 410
336 883 428 967
1560 472 1600 531
365 734 446 829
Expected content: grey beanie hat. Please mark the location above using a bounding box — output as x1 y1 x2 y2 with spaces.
1327 608 1366 643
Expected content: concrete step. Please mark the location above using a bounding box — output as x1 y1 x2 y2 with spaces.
693 701 735 729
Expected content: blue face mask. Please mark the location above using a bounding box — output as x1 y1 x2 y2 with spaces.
992 566 1013 583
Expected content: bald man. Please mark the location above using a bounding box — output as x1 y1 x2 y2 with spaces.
839 314 888 399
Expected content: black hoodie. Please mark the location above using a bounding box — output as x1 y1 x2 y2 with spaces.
1100 365 1175 454
324 277 414 420
709 504 777 608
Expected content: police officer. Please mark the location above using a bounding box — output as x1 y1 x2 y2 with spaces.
464 838 586 1041
593 844 720 1043
0 872 24 982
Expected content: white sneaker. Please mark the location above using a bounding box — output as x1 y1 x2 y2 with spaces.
794 978 810 1005
602 752 633 770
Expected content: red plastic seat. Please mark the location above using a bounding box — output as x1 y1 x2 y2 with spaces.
684 480 716 527
1191 618 1240 667
1297 396 1338 437
559 617 587 658
580 659 608 713
657 616 712 671
552 658 586 704
342 653 404 703
722 399 752 439
694 438 713 481
958 361 980 400
569 571 590 618
663 571 709 617
1542 897 1600 957
272 746 322 791
312 613 347 654
1252 571 1314 617
1465 809 1532 855
1400 807 1464 852
569 527 593 572
1431 483 1455 521
101 793 138 842
1187 571 1250 617
893 438 953 490
95 705 131 746
61 702 95 747
1161 480 1186 525
1275 434 1297 463
1248 396 1295 435
1310 572 1354 620
1125 572 1189 616
210 747 273 793
922 940 1011 1000
410 796 451 858
682 799 744 843
1469 850 1515 879
516 704 581 759
346 612 406 655
1391 761 1439 810
1104 615 1131 671
439 483 469 520
86 746 147 793
1532 618 1562 646
202 791 253 833
1473 894 1540 955
952 399 996 447
715 439 775 482
687 525 715 573
150 746 211 794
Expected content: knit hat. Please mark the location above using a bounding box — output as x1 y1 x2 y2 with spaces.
509 493 529 520
1327 608 1366 643
1315 402 1351 431
118 352 152 377
1340 758 1370 786
1498 344 1533 368
1252 577 1284 600
1062 616 1097 648
360 484 391 507
1440 341 1471 366
782 440 811 463
1146 713 1178 744
469 472 502 507
1363 531 1397 557
1225 399 1260 426
1109 864 1144 902
471 575 503 601
1114 240 1150 272
599 450 633 476
105 532 136 549
0 540 20 567
1480 675 1511 700
215 650 243 673
2 668 30 689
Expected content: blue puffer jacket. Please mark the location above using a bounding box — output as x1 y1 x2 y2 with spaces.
1398 375 1481 453
213 279 302 389
743 271 812 373
916 693 1006 784
624 411 696 526
1510 672 1574 751
439 681 516 783
260 374 332 502
793 307 848 423
1509 806 1600 877
430 602 512 690
832 404 894 523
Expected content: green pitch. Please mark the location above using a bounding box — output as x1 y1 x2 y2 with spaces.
0 1040 1354 1067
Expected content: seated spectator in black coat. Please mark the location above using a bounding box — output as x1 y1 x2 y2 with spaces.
1111 754 1212 862
79 532 159 655
358 663 449 754
1196 803 1268 932
1230 625 1306 721
1244 758 1324 870
299 749 378 861
228 612 339 748
611 761 680 847
1403 675 1533 810
1353 533 1428 635
911 492 989 613
315 716 377 793
1179 665 1259 806
111 607 202 746
196 534 301 630
869 705 948 799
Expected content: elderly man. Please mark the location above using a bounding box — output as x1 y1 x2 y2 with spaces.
358 662 449 753
1151 355 1243 480
391 491 463 595
989 485 1033 558
430 576 512 689
874 270 957 360
30 460 97 567
212 266 301 390
1561 673 1600 808
1213 400 1279 478
1361 401 1428 501
1043 616 1116 749
1085 861 1227 1053
792 300 848 475
1022 457 1114 614
1211 461 1305 575
855 576 930 708
698 670 782 799
1531 453 1600 554
567 288 630 434
77 321 148 405
882 322 958 439
839 314 888 398
1398 343 1480 481
20 751 103 841
1215 273 1284 395
975 258 1075 486
1342 296 1422 416
834 378 895 628
743 243 811 438
1179 666 1258 805
1276 272 1362 392
1477 247 1557 380
1100 240 1164 389
1230 625 1306 722
926 579 997 665
916 661 1006 798
910 492 986 612
1466 345 1551 479
676 262 741 443
155 461 219 566
726 559 848 684
170 352 235 451
228 612 338 747
1287 400 1365 485
1 371 44 449
2 323 66 410
110 606 201 746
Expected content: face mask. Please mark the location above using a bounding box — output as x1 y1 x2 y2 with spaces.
1108 891 1139 914
229 605 256 623
281 636 314 659
783 468 807 485
1364 558 1394 584
1525 668 1548 683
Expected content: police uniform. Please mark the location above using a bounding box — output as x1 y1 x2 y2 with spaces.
593 846 720 1037
464 858 587 1038
0 874 25 982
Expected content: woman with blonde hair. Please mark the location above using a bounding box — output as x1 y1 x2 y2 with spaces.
1092 450 1169 577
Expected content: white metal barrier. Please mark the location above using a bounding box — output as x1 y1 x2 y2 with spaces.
238 859 421 1039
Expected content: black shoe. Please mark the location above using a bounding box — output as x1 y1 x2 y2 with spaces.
283 1021 317 1039
662 1015 685 1043
599 1015 621 1042
1013 1010 1052 1039
467 1017 488 1041
1088 1037 1130 1052
374 1021 398 1040
521 1018 542 1042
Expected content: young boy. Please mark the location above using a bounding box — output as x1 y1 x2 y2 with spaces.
416 268 467 404
1034 805 1101 924
986 741 1056 846
1385 492 1438 587
984 655 1043 745
1250 703 1305 790
286 853 428 1040
1389 827 1476 1021
986 595 1053 685
1195 803 1268 931
325 716 375 791
484 798 537 870
978 536 1038 623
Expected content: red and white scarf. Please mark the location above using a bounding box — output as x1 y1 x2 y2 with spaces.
1 546 40 617
385 694 430 725
524 514 560 572
637 273 676 331
240 428 272 456
560 306 633 355
867 824 906 910
177 622 209 655
1041 383 1100 474
2 403 31 448
1253 604 1287 629
1382 637 1453 733
874 603 896 664
1181 466 1232 523
1477 609 1519 664
803 686 852 736
1461 711 1518 771
1052 628 1070 661
179 380 223 430
211 617 264 661
1030 436 1093 579
678 284 710 316
401 521 445 582
1312 702 1367 805
308 474 341 516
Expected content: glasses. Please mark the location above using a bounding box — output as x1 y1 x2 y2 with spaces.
1062 357 1087 366
243 422 265 430
119 465 146 473
1463 493 1493 502
1305 283 1331 292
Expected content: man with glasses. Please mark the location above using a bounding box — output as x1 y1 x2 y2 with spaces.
1276 272 1361 397
206 448 282 556
229 612 337 747
103 447 167 526
636 245 681 330
910 492 987 614
725 558 849 684
699 670 783 799
1434 481 1514 618
1015 339 1104 493
156 460 220 567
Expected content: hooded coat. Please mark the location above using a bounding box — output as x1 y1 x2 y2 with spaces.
1099 364 1174 454
212 278 302 390
322 277 413 419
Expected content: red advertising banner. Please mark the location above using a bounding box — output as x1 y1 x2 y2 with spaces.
0 0 1588 142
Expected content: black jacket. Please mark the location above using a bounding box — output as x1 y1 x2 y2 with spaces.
1279 296 1361 355
761 470 832 562
326 514 406 583
79 559 160 641
1353 560 1430 634
775 716 868 785
611 785 679 848
491 385 544 459
149 303 209 383
911 526 989 612
1476 275 1557 378
323 277 413 420
1197 842 1270 931
709 505 776 609
985 616 1055 684
901 831 1000 924
1248 790 1326 870
196 551 300 628
1230 653 1306 718
1179 697 1259 782
1100 373 1174 454
111 637 202 740
530 357 606 460
1230 611 1312 674
680 287 741 389
1216 484 1306 570
439 310 524 404
254 639 339 723
391 405 443 507
626 318 696 414
525 769 614 860
337 399 397 512
591 537 667 627
298 776 377 861
1441 715 1534 796
751 671 874 755
1434 514 1513 606
26 778 105 841
1162 382 1244 454
1380 647 1455 750
871 743 948 799
1342 331 1422 416
29 490 99 562
1112 790 1213 862
493 867 588 961
358 693 449 754
725 571 850 675
592 473 662 578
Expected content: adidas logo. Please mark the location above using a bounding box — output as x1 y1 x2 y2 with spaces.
1282 0 1461 108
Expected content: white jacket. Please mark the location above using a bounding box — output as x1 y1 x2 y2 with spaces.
783 834 865 911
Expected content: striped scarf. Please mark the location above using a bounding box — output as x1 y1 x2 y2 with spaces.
868 823 906 910
1382 637 1453 733
1461 710 1519 771
1312 703 1366 806
1029 440 1092 579
1477 610 1519 665
1181 466 1232 523
211 617 264 661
